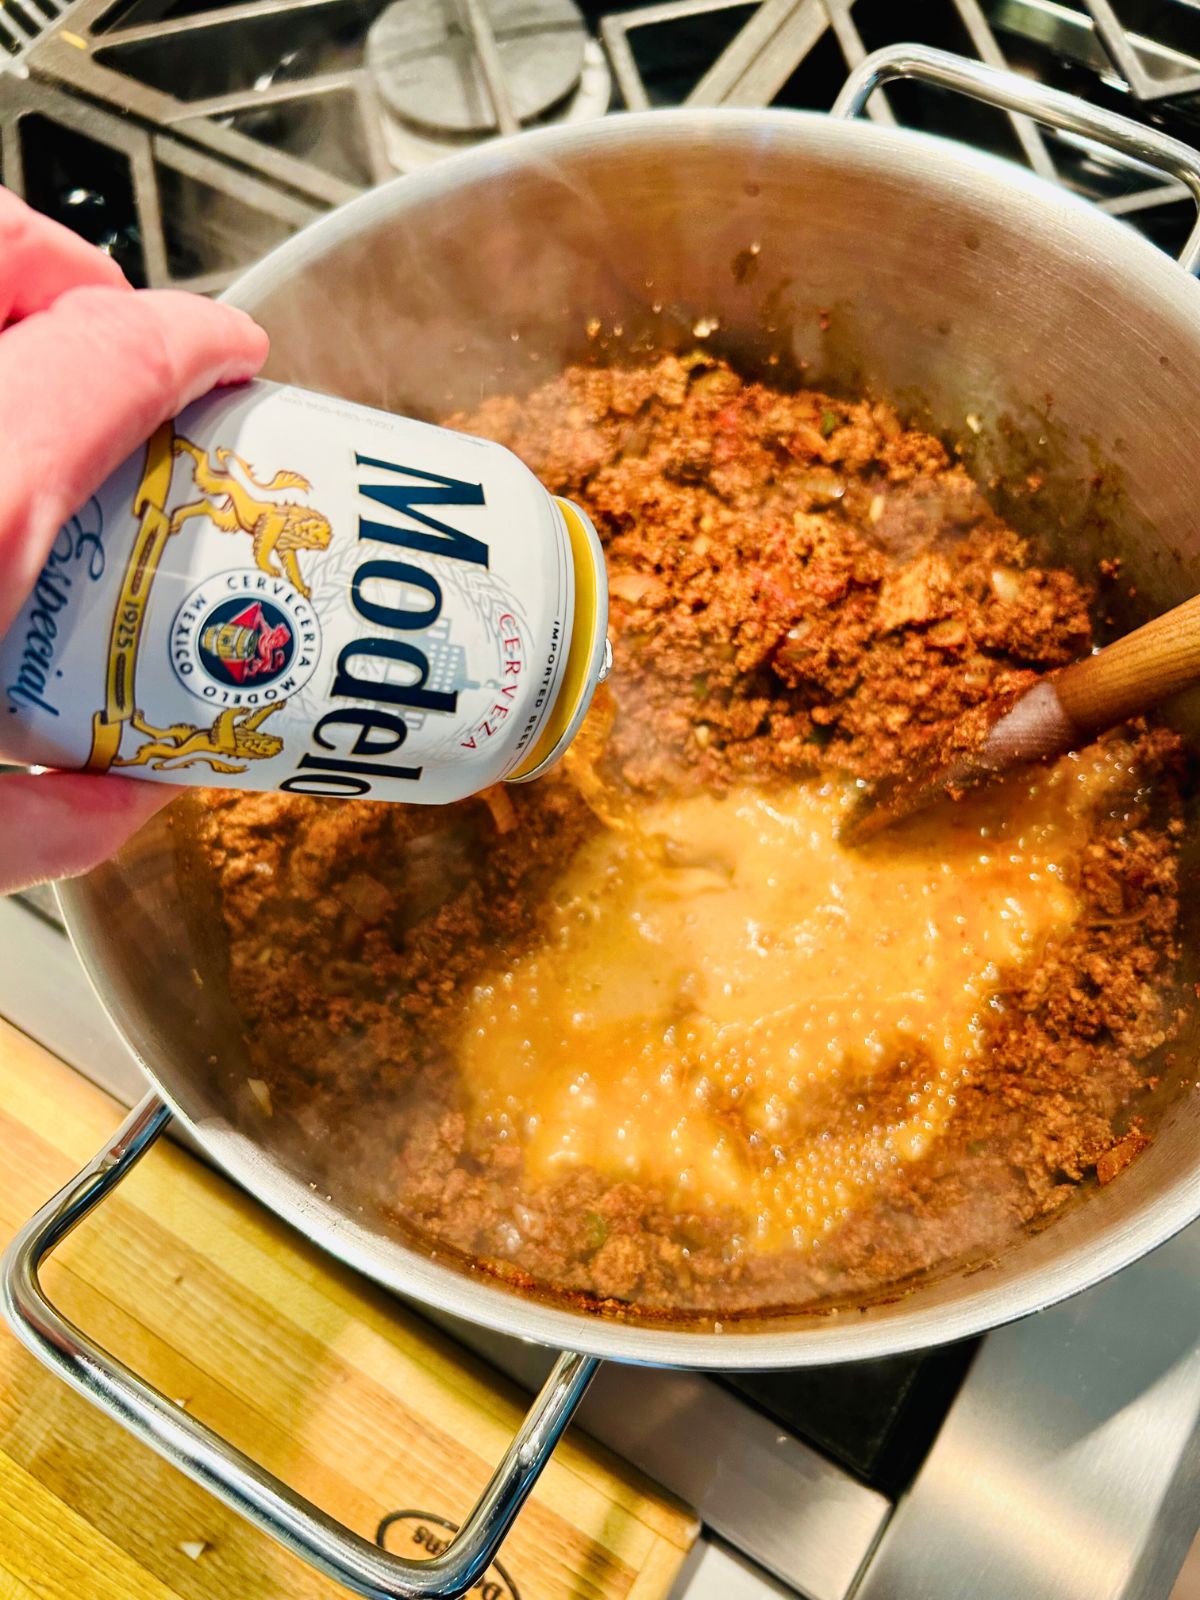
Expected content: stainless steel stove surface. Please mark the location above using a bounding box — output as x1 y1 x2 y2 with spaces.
6 4 1200 1597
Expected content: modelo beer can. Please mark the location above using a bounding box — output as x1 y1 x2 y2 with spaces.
0 380 610 805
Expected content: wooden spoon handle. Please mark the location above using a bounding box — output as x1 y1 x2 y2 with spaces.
1054 592 1200 738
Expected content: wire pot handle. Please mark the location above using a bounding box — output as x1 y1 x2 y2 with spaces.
0 1093 598 1600
832 43 1200 274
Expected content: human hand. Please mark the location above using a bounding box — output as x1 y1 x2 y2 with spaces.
0 187 269 895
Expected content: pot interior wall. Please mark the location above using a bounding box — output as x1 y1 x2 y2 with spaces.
59 112 1200 1363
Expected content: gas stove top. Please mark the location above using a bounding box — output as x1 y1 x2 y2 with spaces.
5 3 1200 1597
5 0 1200 291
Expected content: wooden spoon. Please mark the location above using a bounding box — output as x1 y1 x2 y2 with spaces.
840 592 1200 845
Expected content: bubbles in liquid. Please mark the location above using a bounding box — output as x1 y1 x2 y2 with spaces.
459 749 1125 1252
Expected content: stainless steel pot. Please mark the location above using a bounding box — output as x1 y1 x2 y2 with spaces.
8 44 1200 1599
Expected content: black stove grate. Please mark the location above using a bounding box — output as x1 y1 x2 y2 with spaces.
724 1337 980 1495
4 0 1200 284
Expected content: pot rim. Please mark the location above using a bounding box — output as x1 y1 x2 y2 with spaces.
61 105 1200 1370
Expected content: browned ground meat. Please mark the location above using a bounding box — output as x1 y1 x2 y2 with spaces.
188 355 1194 1322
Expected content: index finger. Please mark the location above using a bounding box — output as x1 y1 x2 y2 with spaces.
0 770 174 895
0 185 129 324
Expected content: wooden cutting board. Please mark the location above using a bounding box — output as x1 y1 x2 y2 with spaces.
0 1019 698 1600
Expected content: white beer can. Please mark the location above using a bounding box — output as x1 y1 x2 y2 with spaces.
0 380 610 805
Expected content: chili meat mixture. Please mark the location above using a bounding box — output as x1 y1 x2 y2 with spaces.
192 355 1192 1319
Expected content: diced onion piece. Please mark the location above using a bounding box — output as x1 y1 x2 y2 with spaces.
247 1078 272 1117
481 785 518 834
990 566 1023 603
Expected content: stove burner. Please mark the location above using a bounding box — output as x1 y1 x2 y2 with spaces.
367 0 588 135
378 36 611 170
